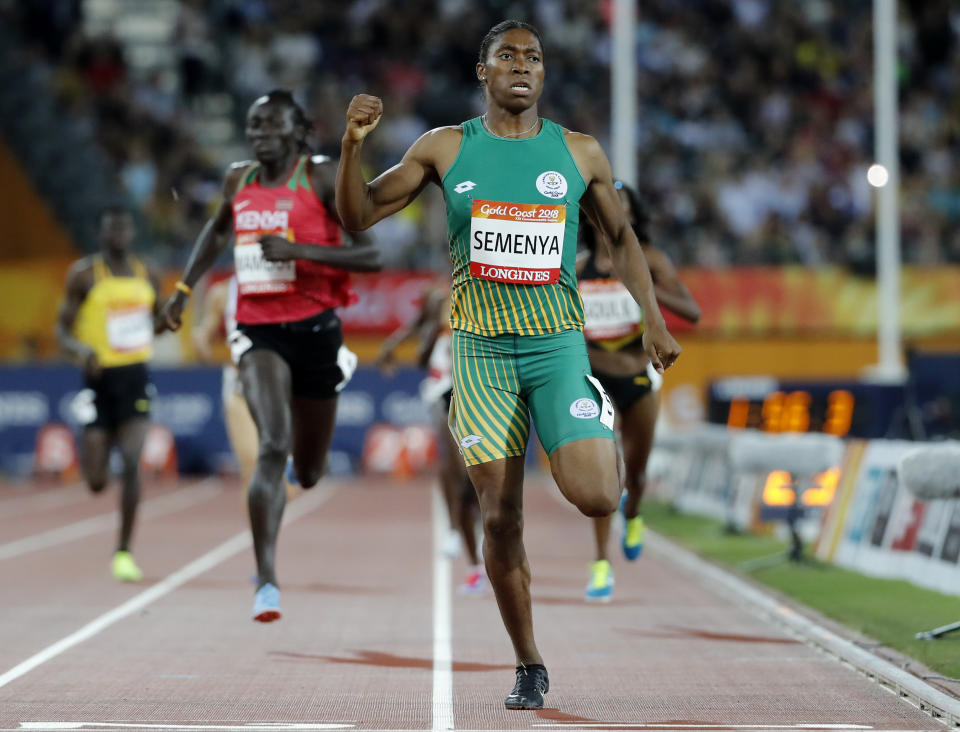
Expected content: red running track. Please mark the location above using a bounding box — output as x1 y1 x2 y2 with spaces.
0 474 947 731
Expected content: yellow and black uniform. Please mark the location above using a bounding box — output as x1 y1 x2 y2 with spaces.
441 118 614 466
73 255 155 430
580 247 660 413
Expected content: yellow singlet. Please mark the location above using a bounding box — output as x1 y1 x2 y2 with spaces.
74 255 155 368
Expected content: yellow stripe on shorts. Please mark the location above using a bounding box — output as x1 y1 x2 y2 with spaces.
450 331 530 466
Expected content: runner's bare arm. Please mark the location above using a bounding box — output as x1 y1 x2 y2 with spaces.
258 233 381 272
570 132 681 371
145 263 164 317
55 260 98 371
414 289 446 369
643 246 701 323
375 286 438 373
156 163 248 333
337 94 458 230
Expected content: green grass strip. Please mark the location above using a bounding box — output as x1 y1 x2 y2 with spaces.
643 501 960 679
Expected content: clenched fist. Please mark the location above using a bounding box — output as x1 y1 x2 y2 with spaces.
343 94 383 144
642 321 682 374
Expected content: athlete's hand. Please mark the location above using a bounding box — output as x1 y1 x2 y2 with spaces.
343 94 383 144
82 349 101 379
259 235 298 262
642 320 681 374
375 348 397 378
156 292 187 334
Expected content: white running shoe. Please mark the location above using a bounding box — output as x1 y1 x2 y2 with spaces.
442 530 462 559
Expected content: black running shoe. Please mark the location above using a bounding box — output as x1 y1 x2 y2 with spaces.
504 664 549 709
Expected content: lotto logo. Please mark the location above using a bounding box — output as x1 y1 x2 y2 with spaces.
459 434 483 448
236 210 290 231
454 180 476 194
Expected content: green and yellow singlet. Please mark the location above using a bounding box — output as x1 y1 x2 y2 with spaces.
441 117 586 336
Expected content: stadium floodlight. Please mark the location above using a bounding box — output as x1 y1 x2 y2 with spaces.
866 164 889 188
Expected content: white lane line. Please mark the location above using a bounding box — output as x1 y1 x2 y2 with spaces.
0 480 222 561
431 486 454 732
532 724 874 729
0 483 87 515
13 724 353 730
0 481 341 690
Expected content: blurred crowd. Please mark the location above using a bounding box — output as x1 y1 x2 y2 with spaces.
6 0 960 269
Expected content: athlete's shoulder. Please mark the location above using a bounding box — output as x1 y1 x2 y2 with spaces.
406 126 463 172
415 125 462 149
226 160 255 179
223 160 255 198
64 256 96 293
135 256 162 283
562 129 603 155
426 125 464 139
66 255 97 278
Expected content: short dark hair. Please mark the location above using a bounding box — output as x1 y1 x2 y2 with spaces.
614 181 652 243
258 89 314 152
478 20 544 65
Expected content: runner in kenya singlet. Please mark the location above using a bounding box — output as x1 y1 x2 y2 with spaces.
232 154 357 324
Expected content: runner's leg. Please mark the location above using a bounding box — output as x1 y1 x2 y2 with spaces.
621 391 659 518
115 416 149 552
468 455 542 665
549 436 620 518
240 349 293 589
80 427 111 494
290 396 337 488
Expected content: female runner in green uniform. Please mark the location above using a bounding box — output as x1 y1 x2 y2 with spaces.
336 20 681 709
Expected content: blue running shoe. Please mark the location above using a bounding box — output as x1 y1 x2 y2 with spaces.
252 582 282 622
285 456 299 486
584 560 614 602
622 515 646 561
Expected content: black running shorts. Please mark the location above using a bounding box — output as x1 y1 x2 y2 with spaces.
229 309 356 399
76 362 153 432
592 368 655 414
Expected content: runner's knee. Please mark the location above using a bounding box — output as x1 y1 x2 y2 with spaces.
576 491 619 518
482 502 523 540
294 459 324 488
556 473 619 517
256 432 290 472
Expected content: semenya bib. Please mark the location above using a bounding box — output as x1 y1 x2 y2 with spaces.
232 155 356 325
441 118 586 336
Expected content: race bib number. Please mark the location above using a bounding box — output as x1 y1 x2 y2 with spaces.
469 200 565 285
235 240 296 295
580 279 643 340
106 307 152 352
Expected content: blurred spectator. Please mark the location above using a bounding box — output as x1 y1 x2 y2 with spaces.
5 0 960 268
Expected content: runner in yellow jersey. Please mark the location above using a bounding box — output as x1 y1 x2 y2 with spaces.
56 206 162 582
336 20 681 709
